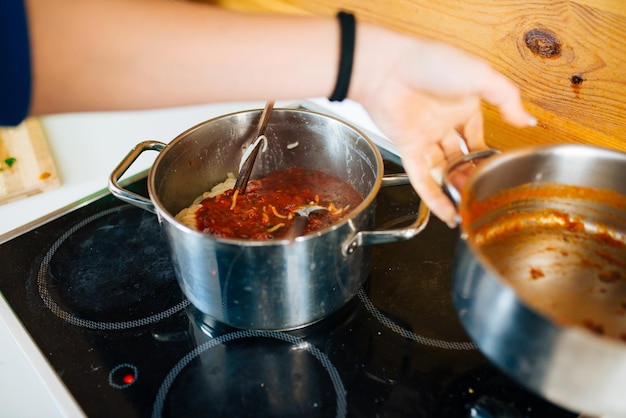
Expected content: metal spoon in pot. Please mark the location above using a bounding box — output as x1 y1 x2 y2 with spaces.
286 205 327 243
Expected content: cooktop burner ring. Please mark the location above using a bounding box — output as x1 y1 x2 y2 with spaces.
357 289 477 350
152 329 347 418
37 205 190 330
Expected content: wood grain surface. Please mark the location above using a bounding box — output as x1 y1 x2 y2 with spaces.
202 0 626 151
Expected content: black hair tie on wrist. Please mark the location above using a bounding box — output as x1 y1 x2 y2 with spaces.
329 11 356 102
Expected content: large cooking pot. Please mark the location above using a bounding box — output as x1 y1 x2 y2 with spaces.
109 108 429 331
445 144 626 417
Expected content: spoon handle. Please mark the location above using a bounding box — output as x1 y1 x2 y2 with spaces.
234 100 275 194
286 215 309 245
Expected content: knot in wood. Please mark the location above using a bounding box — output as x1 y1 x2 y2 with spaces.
524 28 561 58
571 75 584 85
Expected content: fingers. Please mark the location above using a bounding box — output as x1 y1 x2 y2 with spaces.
388 97 487 228
457 110 484 150
403 158 458 228
398 129 473 228
414 44 536 128
479 71 537 127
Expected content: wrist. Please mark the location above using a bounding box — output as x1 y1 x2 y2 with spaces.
347 22 407 105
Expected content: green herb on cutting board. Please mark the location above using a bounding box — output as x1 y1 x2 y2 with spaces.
0 157 17 171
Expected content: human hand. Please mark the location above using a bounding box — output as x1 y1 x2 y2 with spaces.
350 25 536 227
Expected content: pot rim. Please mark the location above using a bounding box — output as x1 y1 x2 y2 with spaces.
459 143 626 250
148 107 385 246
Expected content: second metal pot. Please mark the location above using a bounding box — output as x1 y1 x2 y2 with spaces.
446 144 626 417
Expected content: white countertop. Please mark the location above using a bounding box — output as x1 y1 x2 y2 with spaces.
0 98 391 417
0 98 392 239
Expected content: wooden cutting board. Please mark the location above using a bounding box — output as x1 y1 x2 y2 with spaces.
0 117 60 205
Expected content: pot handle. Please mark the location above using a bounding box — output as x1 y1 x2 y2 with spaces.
342 173 430 256
441 149 499 206
108 140 167 214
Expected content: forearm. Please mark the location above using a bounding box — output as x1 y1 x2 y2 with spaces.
24 0 534 226
26 0 339 114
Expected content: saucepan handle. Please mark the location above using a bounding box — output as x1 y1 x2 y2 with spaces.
342 173 430 256
108 140 167 214
441 149 500 206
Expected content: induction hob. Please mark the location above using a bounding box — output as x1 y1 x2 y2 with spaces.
0 153 576 418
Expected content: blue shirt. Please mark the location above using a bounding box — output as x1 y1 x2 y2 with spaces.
0 0 31 126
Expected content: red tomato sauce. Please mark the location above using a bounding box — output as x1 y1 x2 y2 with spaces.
194 167 363 240
461 182 626 227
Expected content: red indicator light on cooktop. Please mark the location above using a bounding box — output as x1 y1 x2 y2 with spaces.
109 363 138 389
122 373 135 385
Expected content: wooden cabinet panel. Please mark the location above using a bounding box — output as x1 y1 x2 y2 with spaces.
204 0 626 151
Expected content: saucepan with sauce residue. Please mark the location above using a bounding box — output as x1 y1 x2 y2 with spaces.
443 144 626 417
109 108 429 331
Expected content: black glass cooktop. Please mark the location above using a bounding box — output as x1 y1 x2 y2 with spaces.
0 155 576 418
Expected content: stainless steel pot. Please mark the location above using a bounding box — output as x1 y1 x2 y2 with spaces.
445 144 626 417
109 108 429 331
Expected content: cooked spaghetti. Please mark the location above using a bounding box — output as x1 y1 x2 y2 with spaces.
175 172 236 229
